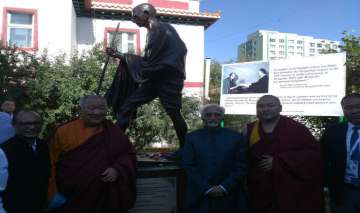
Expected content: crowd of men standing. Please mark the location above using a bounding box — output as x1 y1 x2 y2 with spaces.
0 93 359 213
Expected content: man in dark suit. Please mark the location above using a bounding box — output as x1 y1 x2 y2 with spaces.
321 93 360 213
182 104 247 213
0 110 50 213
246 68 268 93
222 72 238 94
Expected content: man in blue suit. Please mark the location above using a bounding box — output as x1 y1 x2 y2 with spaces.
182 104 247 213
322 93 360 213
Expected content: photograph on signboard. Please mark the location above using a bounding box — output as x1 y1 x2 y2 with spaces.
222 61 269 94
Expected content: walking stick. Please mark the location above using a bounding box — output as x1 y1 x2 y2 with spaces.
96 22 120 95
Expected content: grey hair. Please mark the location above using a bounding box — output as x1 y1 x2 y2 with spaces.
200 104 225 118
13 110 42 124
79 95 106 108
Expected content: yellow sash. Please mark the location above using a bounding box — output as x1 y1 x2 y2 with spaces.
249 120 260 147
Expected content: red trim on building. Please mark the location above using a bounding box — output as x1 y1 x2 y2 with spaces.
184 82 204 88
149 0 189 10
2 7 38 51
104 27 140 54
94 0 133 4
84 0 92 9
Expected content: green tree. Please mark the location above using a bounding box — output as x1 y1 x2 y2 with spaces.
128 96 202 150
24 44 118 136
342 32 360 94
0 43 38 105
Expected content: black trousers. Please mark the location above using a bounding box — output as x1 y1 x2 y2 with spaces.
117 76 187 147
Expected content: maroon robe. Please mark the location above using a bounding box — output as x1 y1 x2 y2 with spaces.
53 121 136 213
247 116 324 213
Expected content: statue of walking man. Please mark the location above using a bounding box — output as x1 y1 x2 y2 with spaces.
106 3 188 149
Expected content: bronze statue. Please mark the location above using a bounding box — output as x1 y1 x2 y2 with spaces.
106 3 188 148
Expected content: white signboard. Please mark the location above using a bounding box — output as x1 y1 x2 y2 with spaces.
220 52 346 116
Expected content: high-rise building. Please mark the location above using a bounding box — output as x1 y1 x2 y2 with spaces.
238 30 340 62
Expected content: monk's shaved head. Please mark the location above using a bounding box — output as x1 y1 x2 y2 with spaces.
256 95 282 122
80 95 106 109
257 95 281 107
79 95 107 127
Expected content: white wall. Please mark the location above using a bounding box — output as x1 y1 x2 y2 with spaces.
77 18 145 52
174 24 204 96
1 0 76 56
38 0 75 56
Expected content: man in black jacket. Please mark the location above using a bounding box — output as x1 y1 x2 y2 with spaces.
322 93 360 213
0 110 49 213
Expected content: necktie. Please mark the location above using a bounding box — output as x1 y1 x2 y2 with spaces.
350 126 360 151
350 126 360 160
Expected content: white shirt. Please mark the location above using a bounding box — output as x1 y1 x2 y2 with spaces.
344 122 360 185
0 148 8 213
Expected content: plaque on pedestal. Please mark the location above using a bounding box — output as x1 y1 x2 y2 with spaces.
129 163 185 213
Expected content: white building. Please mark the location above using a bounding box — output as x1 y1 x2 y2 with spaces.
238 30 340 62
0 0 220 96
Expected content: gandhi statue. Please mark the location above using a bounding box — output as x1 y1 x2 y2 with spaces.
106 3 188 148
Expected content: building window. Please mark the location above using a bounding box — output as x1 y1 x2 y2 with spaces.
2 8 38 50
279 51 285 55
270 44 276 49
104 28 140 54
288 46 294 50
310 42 315 47
310 49 315 53
288 40 294 44
325 44 330 48
332 44 338 49
297 52 303 56
270 50 276 55
288 52 294 55
297 46 303 50
317 43 322 48
279 45 285 49
297 40 303 44
279 39 285 43
270 38 276 42
310 54 315 56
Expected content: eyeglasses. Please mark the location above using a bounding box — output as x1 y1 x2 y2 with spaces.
17 121 42 126
204 112 222 118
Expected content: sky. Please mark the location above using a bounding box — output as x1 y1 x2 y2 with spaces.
200 0 360 62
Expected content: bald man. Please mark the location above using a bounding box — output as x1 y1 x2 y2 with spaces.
48 95 136 213
245 95 324 213
0 110 50 213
